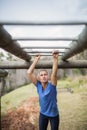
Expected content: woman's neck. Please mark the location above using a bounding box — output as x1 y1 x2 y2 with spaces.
41 82 48 90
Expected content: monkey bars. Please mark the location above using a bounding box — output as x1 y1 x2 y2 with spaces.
0 21 87 69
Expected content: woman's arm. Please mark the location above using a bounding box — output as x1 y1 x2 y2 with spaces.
27 54 40 85
51 50 59 86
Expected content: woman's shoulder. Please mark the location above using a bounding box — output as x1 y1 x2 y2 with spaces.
48 82 56 88
35 80 41 86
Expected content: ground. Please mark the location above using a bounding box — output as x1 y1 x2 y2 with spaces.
1 92 87 130
1 97 39 130
1 78 87 130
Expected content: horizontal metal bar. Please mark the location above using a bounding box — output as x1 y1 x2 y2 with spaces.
25 50 65 53
0 60 87 69
22 46 70 49
0 21 87 26
27 53 63 56
13 37 77 41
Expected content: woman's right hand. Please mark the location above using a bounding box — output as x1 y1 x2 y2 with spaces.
34 54 40 61
52 50 59 58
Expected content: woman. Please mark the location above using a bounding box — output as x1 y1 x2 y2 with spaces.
27 50 59 130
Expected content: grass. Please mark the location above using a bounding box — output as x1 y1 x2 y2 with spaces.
58 93 87 130
1 76 87 130
57 76 87 93
1 83 37 116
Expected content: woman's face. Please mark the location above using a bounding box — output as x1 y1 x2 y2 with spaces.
39 70 49 83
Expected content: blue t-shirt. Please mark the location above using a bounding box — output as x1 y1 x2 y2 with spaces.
36 81 59 117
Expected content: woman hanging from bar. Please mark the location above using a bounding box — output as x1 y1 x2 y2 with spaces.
27 50 60 130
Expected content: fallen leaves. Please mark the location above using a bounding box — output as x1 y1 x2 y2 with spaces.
1 97 39 130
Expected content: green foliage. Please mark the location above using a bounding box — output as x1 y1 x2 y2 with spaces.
57 76 87 92
72 69 81 75
7 53 13 60
0 52 5 61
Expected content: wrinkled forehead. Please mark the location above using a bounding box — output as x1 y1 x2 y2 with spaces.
39 70 48 75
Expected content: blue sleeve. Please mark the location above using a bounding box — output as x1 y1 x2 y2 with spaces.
50 82 56 88
35 81 40 87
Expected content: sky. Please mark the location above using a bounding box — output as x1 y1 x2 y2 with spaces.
0 0 87 54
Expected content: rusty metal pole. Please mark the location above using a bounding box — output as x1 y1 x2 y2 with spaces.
62 25 87 61
0 25 31 62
